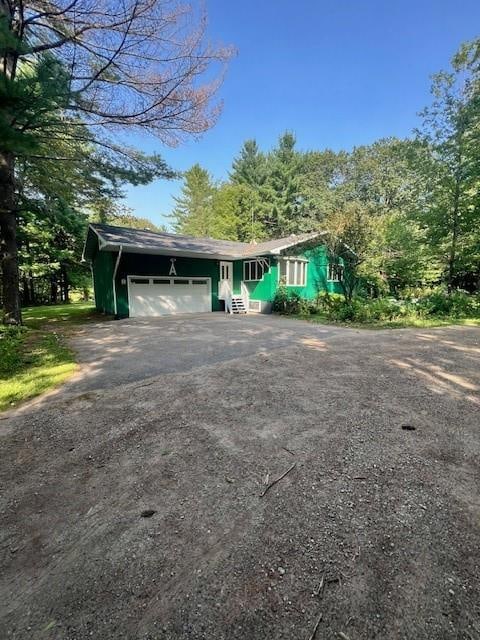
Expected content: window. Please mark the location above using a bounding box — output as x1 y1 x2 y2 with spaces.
192 280 208 285
327 263 344 282
174 279 189 285
244 259 269 281
153 279 170 285
279 259 307 286
131 278 150 284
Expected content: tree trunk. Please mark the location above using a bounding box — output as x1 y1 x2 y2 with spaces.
22 276 30 306
0 151 22 324
61 263 69 303
50 275 58 304
447 178 461 293
29 270 35 305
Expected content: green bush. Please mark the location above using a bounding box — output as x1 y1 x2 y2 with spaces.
416 288 480 317
273 286 316 315
0 326 26 376
273 286 480 324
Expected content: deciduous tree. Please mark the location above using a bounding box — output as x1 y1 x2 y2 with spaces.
0 0 233 323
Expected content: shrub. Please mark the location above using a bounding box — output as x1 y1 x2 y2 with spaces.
416 288 480 317
274 286 480 324
273 287 316 315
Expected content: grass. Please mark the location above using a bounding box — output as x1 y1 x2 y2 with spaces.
290 312 480 329
22 301 97 329
0 302 98 411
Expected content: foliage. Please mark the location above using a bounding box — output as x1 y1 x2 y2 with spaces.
1 0 233 323
172 40 480 301
416 288 480 317
415 40 480 290
230 139 267 188
210 183 266 241
170 164 216 236
276 288 480 328
0 302 98 411
0 327 76 411
22 302 97 330
273 286 315 315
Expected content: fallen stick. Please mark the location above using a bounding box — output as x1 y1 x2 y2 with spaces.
307 612 322 640
313 574 325 597
260 463 297 497
282 446 295 456
339 632 351 640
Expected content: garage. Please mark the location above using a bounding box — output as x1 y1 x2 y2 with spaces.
128 276 211 317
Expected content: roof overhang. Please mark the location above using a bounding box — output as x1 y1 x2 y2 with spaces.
82 225 344 262
98 243 244 261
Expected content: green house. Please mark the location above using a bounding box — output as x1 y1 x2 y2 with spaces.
83 223 345 318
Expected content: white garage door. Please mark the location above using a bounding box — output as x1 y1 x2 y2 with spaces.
128 276 211 317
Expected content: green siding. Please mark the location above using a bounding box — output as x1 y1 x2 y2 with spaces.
90 241 345 317
92 250 115 314
232 261 243 295
238 245 344 304
115 253 223 317
242 260 278 302
281 246 344 299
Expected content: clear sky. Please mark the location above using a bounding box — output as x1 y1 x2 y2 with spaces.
122 0 480 229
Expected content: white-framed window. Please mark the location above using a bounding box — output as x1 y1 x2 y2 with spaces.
328 263 344 282
279 258 307 287
244 258 269 282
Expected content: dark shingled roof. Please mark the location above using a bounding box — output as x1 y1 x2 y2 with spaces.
84 223 324 260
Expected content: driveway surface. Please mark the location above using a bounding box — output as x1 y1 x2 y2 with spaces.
61 313 353 394
1 315 479 640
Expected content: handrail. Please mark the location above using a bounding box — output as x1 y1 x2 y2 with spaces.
219 279 233 313
241 281 250 312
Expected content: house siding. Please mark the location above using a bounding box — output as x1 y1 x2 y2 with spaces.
241 245 344 304
90 240 345 317
114 253 223 317
285 246 344 298
92 250 115 314
242 259 279 302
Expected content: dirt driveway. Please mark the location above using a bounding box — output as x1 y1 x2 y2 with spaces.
1 316 479 639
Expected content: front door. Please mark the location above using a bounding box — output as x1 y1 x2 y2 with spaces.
219 261 233 299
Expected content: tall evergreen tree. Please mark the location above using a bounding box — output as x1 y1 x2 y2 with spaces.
170 165 215 237
261 132 304 236
230 140 266 188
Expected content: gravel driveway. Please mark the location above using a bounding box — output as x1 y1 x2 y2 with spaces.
1 316 479 639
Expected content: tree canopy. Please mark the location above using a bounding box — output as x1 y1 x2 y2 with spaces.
0 0 233 323
173 39 480 298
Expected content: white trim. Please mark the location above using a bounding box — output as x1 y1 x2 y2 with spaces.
249 232 325 256
278 257 308 287
327 263 344 282
218 261 233 300
243 258 270 282
99 244 241 261
112 246 123 316
81 224 108 262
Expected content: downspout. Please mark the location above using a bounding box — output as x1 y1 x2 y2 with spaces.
112 245 123 317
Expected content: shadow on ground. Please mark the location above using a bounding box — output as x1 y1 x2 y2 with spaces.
0 317 479 639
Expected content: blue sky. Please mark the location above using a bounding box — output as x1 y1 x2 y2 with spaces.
122 0 480 228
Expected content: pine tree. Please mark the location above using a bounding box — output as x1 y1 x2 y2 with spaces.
261 132 304 236
170 165 215 236
230 139 266 188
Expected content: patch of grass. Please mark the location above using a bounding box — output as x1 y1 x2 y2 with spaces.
289 313 480 330
22 301 97 329
0 302 100 411
0 328 76 411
